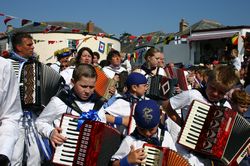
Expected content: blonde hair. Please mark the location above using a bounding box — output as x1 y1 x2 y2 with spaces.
207 65 239 91
231 90 250 106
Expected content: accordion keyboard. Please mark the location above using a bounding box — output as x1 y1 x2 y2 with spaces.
143 145 163 165
179 100 210 149
53 115 79 166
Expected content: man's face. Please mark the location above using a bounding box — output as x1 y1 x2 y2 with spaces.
17 37 34 58
72 76 96 100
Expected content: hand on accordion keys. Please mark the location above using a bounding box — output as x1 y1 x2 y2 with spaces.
125 145 146 165
49 127 67 148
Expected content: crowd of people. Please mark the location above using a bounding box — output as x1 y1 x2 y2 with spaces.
0 31 250 166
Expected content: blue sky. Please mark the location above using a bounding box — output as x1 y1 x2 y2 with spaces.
1 0 250 37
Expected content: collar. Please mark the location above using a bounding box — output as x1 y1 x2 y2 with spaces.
130 127 160 146
10 51 29 62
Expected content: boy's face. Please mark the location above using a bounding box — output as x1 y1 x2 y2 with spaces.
137 125 158 138
72 76 96 100
110 54 121 67
205 81 227 102
135 84 148 97
232 104 249 115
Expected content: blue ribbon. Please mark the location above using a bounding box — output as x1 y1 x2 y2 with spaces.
77 110 100 130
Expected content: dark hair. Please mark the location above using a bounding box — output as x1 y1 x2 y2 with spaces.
75 47 94 65
99 59 109 68
11 32 33 51
93 51 100 59
106 49 120 63
72 64 97 81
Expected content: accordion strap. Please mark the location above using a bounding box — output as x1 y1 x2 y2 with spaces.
56 85 104 115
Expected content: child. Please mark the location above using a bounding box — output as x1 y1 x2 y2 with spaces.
35 64 106 148
162 65 240 165
105 72 148 135
230 89 250 115
111 99 176 166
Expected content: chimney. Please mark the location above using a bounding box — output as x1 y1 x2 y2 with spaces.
6 25 14 32
86 21 94 33
179 19 189 32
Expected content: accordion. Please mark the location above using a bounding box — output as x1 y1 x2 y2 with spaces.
52 114 122 166
176 68 191 91
94 67 117 101
146 75 175 100
20 61 64 110
178 100 250 165
142 143 190 166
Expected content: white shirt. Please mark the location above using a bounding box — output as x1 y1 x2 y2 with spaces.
102 65 127 79
0 57 22 160
35 96 106 139
60 66 75 87
111 129 177 164
50 61 60 73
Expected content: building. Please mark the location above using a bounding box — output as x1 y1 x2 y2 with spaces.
0 21 121 63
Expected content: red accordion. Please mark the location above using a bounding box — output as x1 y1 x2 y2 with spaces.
52 114 122 166
142 143 190 166
176 68 191 91
178 100 250 165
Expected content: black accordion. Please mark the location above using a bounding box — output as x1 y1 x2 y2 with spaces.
146 75 176 100
20 61 65 110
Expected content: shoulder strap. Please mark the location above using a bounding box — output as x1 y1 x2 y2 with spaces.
56 85 82 114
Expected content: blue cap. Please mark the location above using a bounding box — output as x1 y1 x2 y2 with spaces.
126 72 147 86
134 100 160 129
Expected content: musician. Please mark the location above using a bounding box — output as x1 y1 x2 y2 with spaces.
230 89 250 115
50 47 73 73
0 57 22 166
60 47 94 86
162 65 240 166
102 49 127 79
8 32 44 166
133 47 167 78
111 100 176 166
105 72 148 135
35 64 106 148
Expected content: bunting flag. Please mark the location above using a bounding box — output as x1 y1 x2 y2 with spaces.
164 35 175 45
97 33 105 37
72 29 80 33
146 35 152 42
82 36 92 42
33 39 45 44
21 19 32 26
4 16 14 24
231 33 239 45
98 41 105 53
181 35 188 44
0 13 5 16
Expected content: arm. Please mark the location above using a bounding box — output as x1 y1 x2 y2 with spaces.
161 99 183 127
0 59 22 161
106 114 129 126
112 145 146 166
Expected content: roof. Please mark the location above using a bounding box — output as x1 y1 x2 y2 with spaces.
5 21 106 34
175 19 225 36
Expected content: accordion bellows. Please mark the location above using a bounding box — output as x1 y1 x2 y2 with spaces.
142 143 191 166
20 61 64 110
94 67 116 100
